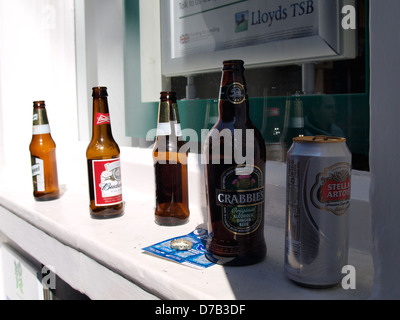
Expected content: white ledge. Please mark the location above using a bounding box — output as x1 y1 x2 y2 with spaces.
0 145 373 300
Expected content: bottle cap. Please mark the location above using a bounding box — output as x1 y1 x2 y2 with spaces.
170 239 193 251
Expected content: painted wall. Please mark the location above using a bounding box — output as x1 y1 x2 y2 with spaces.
0 0 77 185
369 0 400 299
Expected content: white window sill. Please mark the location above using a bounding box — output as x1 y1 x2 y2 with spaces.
0 144 373 299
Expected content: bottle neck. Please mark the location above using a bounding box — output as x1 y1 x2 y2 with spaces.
32 105 51 135
218 69 250 123
91 96 113 139
284 95 304 129
156 94 181 137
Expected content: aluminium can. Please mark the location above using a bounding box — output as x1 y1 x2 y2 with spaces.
284 136 352 288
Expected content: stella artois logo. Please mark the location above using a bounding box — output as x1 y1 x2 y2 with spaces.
310 162 351 216
96 113 111 125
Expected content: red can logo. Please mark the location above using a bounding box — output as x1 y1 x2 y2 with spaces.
310 162 351 216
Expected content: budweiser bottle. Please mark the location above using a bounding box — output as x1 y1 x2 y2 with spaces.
86 87 124 219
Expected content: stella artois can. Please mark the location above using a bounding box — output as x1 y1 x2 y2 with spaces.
284 136 352 287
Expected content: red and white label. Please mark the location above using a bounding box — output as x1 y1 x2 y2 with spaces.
91 158 122 206
95 113 111 125
310 162 351 216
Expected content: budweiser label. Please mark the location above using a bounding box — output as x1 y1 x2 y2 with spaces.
91 158 122 206
95 113 111 125
216 165 264 235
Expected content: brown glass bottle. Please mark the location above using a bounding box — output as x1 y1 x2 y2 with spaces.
86 87 124 219
29 101 60 201
204 60 267 266
153 92 190 226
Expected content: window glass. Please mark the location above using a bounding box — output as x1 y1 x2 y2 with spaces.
125 0 369 171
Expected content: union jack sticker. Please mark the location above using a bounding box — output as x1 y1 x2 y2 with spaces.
180 34 189 44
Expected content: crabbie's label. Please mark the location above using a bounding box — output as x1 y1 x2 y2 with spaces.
216 165 264 235
311 162 351 216
91 158 122 206
220 82 248 104
95 113 111 125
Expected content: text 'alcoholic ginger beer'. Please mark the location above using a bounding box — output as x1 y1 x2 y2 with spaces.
86 87 124 219
204 60 267 266
29 101 60 201
153 91 190 226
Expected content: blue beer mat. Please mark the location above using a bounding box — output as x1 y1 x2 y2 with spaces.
142 228 215 269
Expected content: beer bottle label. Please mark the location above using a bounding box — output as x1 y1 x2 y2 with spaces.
31 156 45 192
310 162 351 216
95 113 111 125
220 82 247 104
32 110 50 135
174 122 182 137
157 102 171 136
90 158 123 206
171 103 182 137
157 122 171 136
156 102 182 137
158 121 181 136
288 117 304 128
216 165 264 235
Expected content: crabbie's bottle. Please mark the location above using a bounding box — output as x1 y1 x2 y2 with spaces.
153 91 190 226
29 101 60 201
86 87 124 219
204 60 267 266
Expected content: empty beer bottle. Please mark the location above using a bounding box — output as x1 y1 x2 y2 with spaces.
29 101 60 201
153 91 190 226
86 87 124 219
204 60 267 266
280 92 304 161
